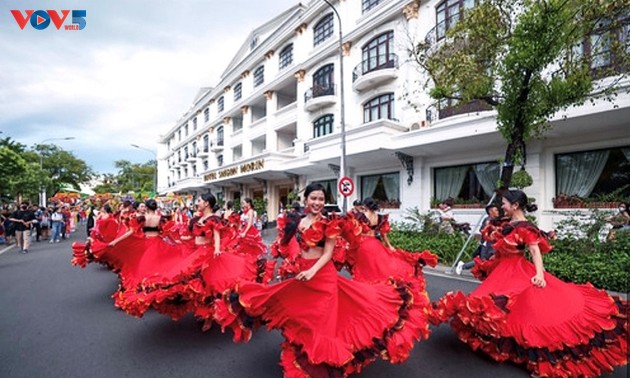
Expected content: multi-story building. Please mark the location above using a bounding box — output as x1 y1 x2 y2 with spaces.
158 0 629 231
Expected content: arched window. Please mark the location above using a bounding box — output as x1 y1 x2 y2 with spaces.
313 114 334 138
312 64 335 97
234 82 242 101
217 96 225 113
279 44 293 70
363 93 395 122
217 126 224 146
253 65 265 87
314 13 334 46
361 31 394 74
436 0 477 40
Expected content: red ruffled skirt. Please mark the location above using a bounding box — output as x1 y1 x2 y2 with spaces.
232 258 429 377
432 254 628 377
347 236 437 282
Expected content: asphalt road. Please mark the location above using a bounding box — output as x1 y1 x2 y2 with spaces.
0 230 626 378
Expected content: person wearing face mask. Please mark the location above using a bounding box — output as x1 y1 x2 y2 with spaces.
9 202 35 254
613 202 630 230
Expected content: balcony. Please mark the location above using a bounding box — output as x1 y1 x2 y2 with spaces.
210 138 224 152
186 152 197 162
352 53 399 92
197 145 209 157
426 99 494 123
304 84 336 112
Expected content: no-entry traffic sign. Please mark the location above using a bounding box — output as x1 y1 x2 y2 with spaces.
338 176 354 197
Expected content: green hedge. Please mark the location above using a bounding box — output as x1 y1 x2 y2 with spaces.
389 226 630 293
543 232 630 293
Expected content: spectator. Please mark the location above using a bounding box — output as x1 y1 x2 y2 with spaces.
50 207 64 243
9 202 36 253
40 207 50 241
436 197 455 234
455 203 500 275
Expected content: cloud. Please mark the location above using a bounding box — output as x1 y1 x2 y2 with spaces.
0 0 298 173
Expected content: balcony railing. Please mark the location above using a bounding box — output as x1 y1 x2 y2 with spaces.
304 84 336 103
426 99 493 122
352 53 399 82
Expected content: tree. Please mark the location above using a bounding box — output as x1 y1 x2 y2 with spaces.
0 146 28 202
105 160 155 194
411 0 629 190
33 144 93 199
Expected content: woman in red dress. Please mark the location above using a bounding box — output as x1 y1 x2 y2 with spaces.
227 183 428 377
116 193 272 331
235 197 267 257
71 203 120 268
344 197 438 283
432 190 628 377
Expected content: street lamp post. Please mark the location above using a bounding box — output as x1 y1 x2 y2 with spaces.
322 0 348 213
38 137 75 207
131 144 157 195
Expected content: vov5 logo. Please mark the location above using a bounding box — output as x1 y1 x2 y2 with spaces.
10 10 87 30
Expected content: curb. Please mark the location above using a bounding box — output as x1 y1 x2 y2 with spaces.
0 244 15 256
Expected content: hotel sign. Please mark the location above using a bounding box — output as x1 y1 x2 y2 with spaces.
204 159 265 181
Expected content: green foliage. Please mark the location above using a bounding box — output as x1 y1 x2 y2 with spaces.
392 207 630 292
253 197 268 217
101 160 155 195
511 168 533 189
544 231 630 293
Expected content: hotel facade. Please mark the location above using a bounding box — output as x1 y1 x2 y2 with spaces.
157 0 630 231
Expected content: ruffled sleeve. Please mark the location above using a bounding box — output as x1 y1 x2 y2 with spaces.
515 222 553 254
324 213 343 239
378 214 391 235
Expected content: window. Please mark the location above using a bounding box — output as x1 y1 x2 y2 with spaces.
203 135 209 152
234 82 242 101
250 36 259 50
192 117 197 130
177 130 181 141
204 108 209 122
184 124 189 137
217 155 224 167
184 146 189 159
555 146 630 201
361 31 394 75
203 160 208 171
313 114 334 138
191 141 197 157
311 179 337 203
233 117 243 132
313 64 335 97
576 17 629 76
436 0 476 41
433 162 500 204
362 0 381 13
279 44 293 70
218 96 225 113
314 13 334 46
254 65 265 87
217 126 224 146
361 172 400 208
363 93 395 122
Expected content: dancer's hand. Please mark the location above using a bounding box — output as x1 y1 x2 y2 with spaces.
295 269 315 282
531 273 546 288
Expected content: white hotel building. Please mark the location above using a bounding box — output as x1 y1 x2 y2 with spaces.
157 0 630 231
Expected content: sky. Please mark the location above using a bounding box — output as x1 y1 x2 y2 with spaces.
0 0 299 174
